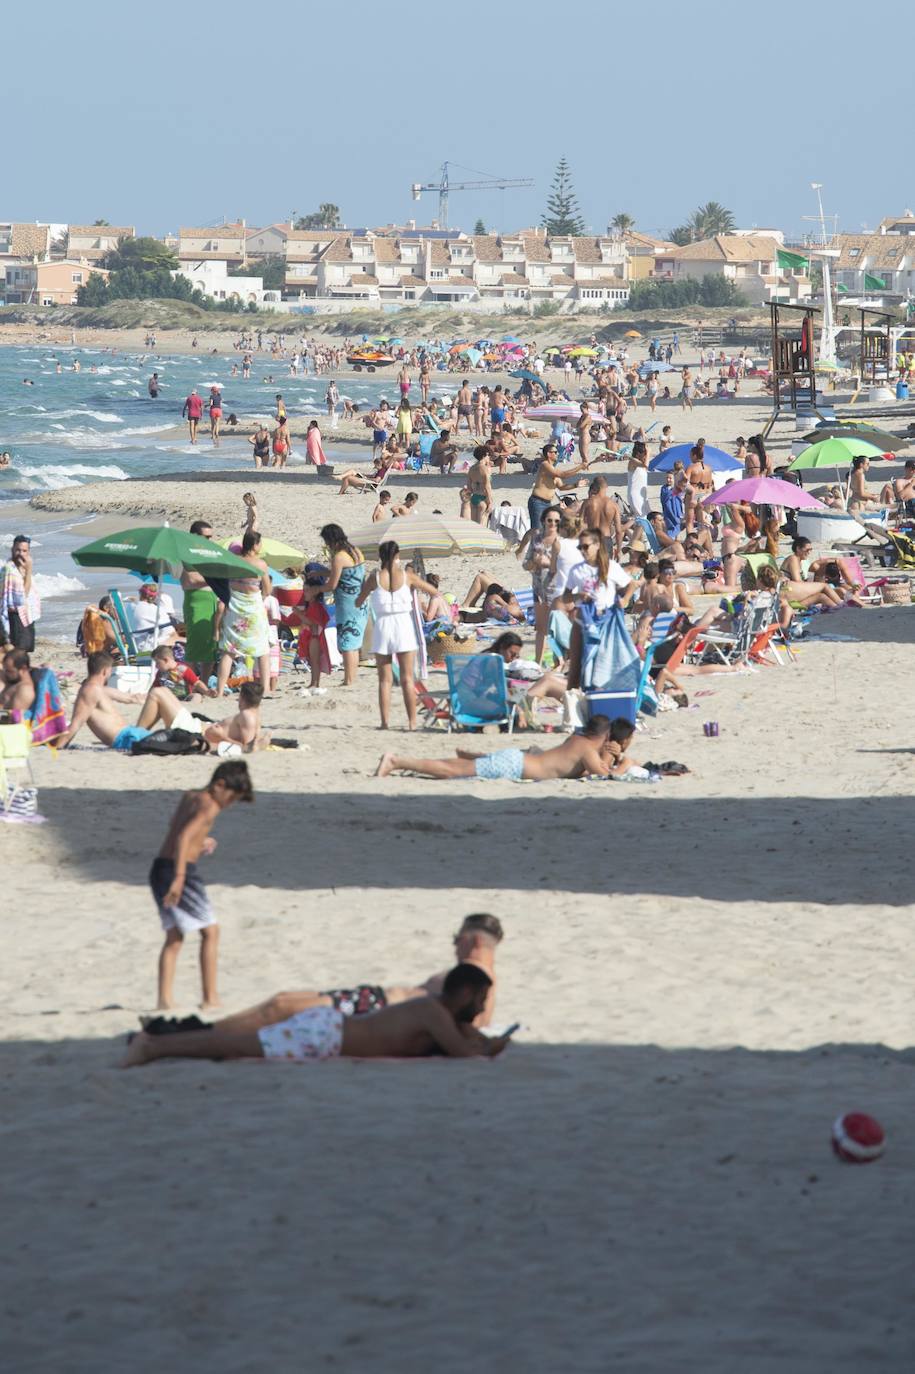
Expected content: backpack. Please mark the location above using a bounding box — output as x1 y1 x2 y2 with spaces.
130 728 210 757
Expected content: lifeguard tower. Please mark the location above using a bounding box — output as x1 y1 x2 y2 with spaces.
762 301 820 438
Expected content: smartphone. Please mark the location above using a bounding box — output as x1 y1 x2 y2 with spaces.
500 1022 521 1039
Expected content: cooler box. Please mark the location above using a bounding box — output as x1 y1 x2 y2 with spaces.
110 664 155 695
585 689 637 725
795 510 868 545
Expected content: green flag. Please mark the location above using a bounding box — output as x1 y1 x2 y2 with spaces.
777 248 809 271
837 283 848 293
864 273 886 290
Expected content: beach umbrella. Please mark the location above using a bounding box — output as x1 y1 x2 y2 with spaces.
388 337 404 346
702 477 829 511
509 369 543 386
448 342 469 354
623 329 642 339
638 361 673 375
501 335 522 343
649 443 742 473
346 513 505 559
464 347 483 367
72 524 255 645
523 403 591 421
218 535 306 572
801 425 908 452
788 436 884 470
567 346 599 357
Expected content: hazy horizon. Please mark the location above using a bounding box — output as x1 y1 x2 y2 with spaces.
5 0 904 242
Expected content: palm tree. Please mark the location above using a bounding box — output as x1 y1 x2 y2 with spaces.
691 201 736 240
610 212 635 235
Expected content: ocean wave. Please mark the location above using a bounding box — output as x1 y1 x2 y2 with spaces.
15 462 130 490
42 408 125 424
33 571 86 598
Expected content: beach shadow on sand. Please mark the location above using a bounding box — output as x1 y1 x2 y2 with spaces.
39 785 907 905
1 1034 912 1372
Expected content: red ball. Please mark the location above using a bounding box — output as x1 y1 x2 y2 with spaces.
831 1112 885 1164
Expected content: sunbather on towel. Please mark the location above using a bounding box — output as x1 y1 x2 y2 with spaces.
123 963 511 1067
376 713 619 782
145 913 505 1037
58 651 146 749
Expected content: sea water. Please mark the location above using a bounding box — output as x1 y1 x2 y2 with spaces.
0 341 393 638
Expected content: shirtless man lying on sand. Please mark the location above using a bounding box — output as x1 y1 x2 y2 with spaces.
376 714 631 783
144 912 504 1037
59 653 268 752
124 962 511 1066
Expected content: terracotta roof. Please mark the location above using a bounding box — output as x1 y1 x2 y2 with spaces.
472 235 502 262
519 233 550 262
429 242 449 265
835 234 910 271
9 223 50 258
178 249 245 260
180 222 245 234
246 223 289 238
399 274 427 287
372 239 399 263
345 274 378 285
667 234 780 263
321 237 354 262
286 230 335 242
624 229 677 252
500 273 529 284
571 238 603 264
578 277 629 288
878 213 915 231
67 225 134 238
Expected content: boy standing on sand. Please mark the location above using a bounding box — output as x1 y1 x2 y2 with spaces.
150 760 254 1012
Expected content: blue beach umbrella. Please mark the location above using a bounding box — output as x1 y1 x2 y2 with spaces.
501 335 522 343
649 443 742 473
509 369 542 385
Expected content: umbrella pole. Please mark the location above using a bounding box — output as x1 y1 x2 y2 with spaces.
153 561 164 647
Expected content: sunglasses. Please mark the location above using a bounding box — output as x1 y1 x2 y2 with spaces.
578 541 596 551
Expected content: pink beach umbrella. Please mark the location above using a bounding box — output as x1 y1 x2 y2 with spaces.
702 476 829 511
523 402 593 421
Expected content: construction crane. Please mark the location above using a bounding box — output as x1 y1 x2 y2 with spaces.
411 161 533 231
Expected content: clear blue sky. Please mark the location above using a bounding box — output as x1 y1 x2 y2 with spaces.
7 0 904 241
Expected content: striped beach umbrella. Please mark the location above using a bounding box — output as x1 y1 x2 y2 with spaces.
523 403 590 421
346 513 506 559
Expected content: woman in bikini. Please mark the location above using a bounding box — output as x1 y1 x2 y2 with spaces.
848 455 883 513
271 417 290 468
528 441 589 531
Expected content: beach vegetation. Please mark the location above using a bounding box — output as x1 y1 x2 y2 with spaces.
628 276 747 309
93 218 111 226
610 213 635 235
294 204 342 230
231 256 284 291
542 158 585 236
474 218 486 235
533 300 561 317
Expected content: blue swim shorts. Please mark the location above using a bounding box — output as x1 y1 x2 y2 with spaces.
475 748 525 782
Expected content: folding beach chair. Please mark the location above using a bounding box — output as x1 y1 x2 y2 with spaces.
445 654 516 734
108 589 153 663
0 723 36 815
633 516 662 555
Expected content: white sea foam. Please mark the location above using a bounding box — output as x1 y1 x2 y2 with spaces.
44 408 124 424
33 571 86 597
17 462 130 489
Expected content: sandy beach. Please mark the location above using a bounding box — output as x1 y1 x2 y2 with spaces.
4 372 915 1372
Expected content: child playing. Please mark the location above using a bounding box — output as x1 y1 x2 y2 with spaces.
263 591 282 691
149 760 254 1011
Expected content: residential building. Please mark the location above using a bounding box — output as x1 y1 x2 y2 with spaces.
282 230 630 307
245 223 290 258
654 234 810 304
178 222 247 268
621 229 678 280
65 225 134 263
0 222 52 268
834 234 914 298
3 260 108 305
878 211 915 236
174 259 267 306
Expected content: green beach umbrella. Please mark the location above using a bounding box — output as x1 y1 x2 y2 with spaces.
72 525 255 579
788 437 884 471
72 524 258 644
801 426 908 452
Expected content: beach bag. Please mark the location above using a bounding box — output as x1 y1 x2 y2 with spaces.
5 782 37 816
130 728 210 757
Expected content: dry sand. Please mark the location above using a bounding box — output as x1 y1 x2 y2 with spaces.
4 377 915 1372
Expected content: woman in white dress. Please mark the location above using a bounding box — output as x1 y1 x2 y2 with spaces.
626 439 651 518
357 541 439 729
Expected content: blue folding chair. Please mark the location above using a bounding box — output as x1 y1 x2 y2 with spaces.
445 654 516 734
107 589 153 662
634 516 662 554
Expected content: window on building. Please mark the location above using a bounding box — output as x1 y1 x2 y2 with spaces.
42 296 53 306
849 248 860 258
72 272 83 283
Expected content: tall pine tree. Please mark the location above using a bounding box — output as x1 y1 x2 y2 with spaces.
542 157 585 235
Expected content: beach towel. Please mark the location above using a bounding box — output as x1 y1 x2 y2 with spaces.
578 604 641 694
20 667 67 746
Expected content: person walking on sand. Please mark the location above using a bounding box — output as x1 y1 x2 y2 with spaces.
182 388 203 444
208 386 223 445
356 540 439 730
149 759 254 1012
376 714 620 782
124 962 511 1067
0 534 40 651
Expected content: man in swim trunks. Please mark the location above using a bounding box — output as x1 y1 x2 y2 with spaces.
430 429 458 474
57 651 146 748
123 962 510 1066
466 446 493 525
375 714 616 781
154 913 505 1040
490 386 506 434
580 475 626 559
455 381 473 436
182 388 203 444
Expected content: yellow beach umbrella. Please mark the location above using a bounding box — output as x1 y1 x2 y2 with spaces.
347 513 505 559
623 329 642 339
217 535 306 572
